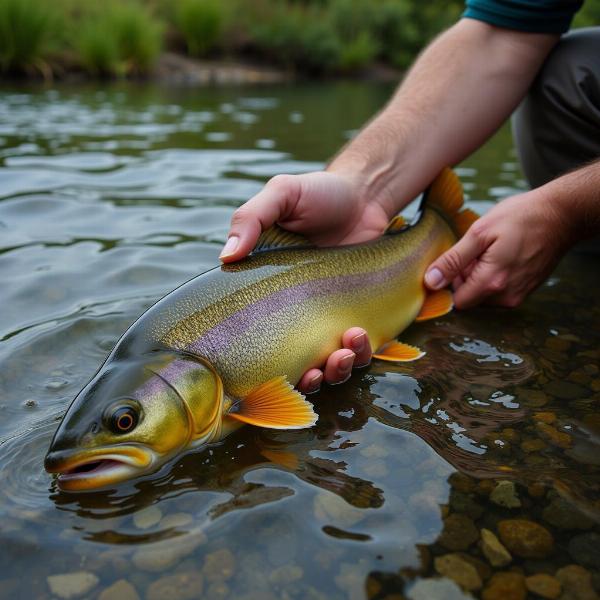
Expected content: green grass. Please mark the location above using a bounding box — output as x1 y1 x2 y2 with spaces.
0 0 57 74
174 0 225 57
0 0 518 78
75 2 163 76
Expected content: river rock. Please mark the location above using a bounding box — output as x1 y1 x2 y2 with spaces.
407 577 473 600
543 497 595 530
133 506 162 529
481 572 526 600
497 519 554 559
98 579 140 600
480 528 512 567
47 572 99 599
525 574 561 599
536 422 572 448
269 565 303 585
567 532 600 570
314 492 365 527
490 481 521 508
160 512 193 529
434 554 482 591
133 534 205 572
438 514 479 551
145 571 203 600
202 548 235 583
555 565 599 600
521 438 546 453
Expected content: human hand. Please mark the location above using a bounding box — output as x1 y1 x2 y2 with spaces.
424 190 568 308
219 170 391 261
220 170 389 391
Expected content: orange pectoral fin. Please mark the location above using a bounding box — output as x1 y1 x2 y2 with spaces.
415 289 454 322
227 376 318 430
373 341 425 362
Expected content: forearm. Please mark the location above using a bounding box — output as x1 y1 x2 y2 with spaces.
329 18 558 217
539 159 600 244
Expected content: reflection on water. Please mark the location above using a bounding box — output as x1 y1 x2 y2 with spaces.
0 84 598 600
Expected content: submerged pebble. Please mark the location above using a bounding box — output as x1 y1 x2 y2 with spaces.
480 528 512 567
525 574 561 599
407 577 472 600
434 553 482 591
554 565 598 600
497 519 554 559
133 506 162 530
46 572 99 599
490 481 521 508
438 514 479 551
202 549 235 583
481 572 526 600
567 532 600 570
145 572 204 600
542 497 595 530
98 579 140 600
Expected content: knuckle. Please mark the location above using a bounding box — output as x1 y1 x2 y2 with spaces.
440 251 462 274
469 219 488 240
487 274 507 293
230 206 250 226
267 173 293 190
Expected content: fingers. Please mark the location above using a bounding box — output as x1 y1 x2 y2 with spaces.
296 328 372 394
341 327 372 367
424 225 488 291
323 349 356 385
220 175 301 263
298 369 324 394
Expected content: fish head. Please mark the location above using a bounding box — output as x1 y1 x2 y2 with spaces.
45 350 224 491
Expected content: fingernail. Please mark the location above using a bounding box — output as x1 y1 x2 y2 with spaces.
339 352 355 373
219 236 239 259
307 374 322 393
350 332 366 352
425 267 445 289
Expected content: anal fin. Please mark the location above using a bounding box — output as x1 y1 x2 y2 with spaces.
373 341 425 362
228 376 318 429
415 289 453 322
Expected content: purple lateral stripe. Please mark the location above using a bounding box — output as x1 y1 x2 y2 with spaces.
189 234 430 357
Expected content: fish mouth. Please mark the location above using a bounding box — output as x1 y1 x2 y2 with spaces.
45 445 156 492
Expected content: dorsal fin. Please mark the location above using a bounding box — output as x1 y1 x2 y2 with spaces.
253 225 313 253
425 167 463 216
422 167 479 238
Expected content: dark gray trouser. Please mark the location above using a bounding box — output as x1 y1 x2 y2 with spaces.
512 27 600 188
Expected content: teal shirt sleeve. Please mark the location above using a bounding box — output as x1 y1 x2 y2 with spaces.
463 0 584 33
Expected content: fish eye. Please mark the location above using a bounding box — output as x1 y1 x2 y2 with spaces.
109 406 138 434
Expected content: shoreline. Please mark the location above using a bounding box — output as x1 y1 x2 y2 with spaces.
0 52 403 87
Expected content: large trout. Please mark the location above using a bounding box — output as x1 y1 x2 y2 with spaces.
45 168 476 491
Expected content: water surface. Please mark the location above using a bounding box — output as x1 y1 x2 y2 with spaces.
0 82 598 600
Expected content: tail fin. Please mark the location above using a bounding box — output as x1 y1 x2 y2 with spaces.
424 167 478 237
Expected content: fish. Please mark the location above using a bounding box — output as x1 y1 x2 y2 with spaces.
44 168 478 491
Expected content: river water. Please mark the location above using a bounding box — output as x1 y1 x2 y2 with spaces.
0 83 598 600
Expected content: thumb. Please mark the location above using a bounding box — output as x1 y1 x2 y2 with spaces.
424 229 486 290
220 175 300 263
